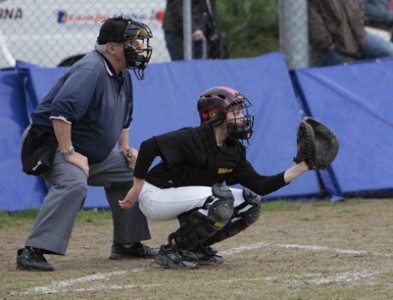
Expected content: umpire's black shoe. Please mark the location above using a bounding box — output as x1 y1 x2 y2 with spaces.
16 247 54 271
109 242 157 259
155 244 199 269
192 245 224 265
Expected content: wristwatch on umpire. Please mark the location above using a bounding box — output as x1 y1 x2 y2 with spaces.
61 145 75 156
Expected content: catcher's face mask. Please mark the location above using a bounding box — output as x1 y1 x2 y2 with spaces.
226 102 254 141
123 20 153 80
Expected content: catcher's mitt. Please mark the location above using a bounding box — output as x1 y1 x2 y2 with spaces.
293 117 339 170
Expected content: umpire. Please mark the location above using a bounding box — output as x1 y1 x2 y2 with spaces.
17 17 157 271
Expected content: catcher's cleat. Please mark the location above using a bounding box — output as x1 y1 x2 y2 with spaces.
155 244 199 269
109 242 157 259
192 246 224 265
16 247 54 271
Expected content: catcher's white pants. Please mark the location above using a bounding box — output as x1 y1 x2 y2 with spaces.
139 182 247 221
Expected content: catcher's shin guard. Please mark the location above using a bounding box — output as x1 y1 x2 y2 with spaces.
202 188 261 246
207 183 235 227
168 184 235 250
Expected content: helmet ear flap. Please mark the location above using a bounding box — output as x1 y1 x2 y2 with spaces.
204 110 227 127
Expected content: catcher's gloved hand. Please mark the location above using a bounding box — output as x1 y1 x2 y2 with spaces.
293 116 339 170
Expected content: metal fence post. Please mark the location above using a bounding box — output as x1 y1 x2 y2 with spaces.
279 0 309 69
183 0 192 60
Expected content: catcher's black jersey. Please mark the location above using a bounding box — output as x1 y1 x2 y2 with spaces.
134 126 287 196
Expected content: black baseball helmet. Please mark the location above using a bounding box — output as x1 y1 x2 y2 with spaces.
197 86 254 140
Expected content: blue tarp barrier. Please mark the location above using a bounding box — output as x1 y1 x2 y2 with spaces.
16 61 68 120
294 58 393 198
10 51 389 211
0 69 47 211
132 53 322 199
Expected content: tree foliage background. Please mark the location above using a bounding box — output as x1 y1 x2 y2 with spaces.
217 0 279 58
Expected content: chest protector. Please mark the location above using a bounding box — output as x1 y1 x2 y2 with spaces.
195 126 245 181
151 126 246 187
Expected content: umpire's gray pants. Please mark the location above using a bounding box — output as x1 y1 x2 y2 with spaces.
25 148 151 255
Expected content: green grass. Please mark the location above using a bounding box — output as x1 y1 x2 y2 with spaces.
0 200 310 226
262 200 302 212
0 208 112 227
0 198 372 226
75 208 112 225
0 209 39 228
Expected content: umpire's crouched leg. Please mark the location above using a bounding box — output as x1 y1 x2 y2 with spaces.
17 150 89 270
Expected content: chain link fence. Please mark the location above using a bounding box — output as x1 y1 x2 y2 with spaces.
279 0 308 69
0 0 308 69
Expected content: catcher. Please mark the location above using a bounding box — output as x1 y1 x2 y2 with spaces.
118 86 339 269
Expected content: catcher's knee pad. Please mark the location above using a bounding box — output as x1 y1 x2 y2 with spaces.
239 188 261 226
232 187 261 214
168 211 219 250
243 187 261 206
202 201 262 246
241 204 261 226
207 183 235 228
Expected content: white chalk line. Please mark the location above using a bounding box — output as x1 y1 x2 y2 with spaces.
301 271 379 285
220 242 393 257
220 270 381 286
10 268 155 296
10 242 391 296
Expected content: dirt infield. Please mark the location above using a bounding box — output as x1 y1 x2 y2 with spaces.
2 198 393 299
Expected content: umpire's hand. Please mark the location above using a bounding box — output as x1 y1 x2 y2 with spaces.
120 146 138 169
64 152 89 177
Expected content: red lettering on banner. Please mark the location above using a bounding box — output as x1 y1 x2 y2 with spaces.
61 13 110 23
